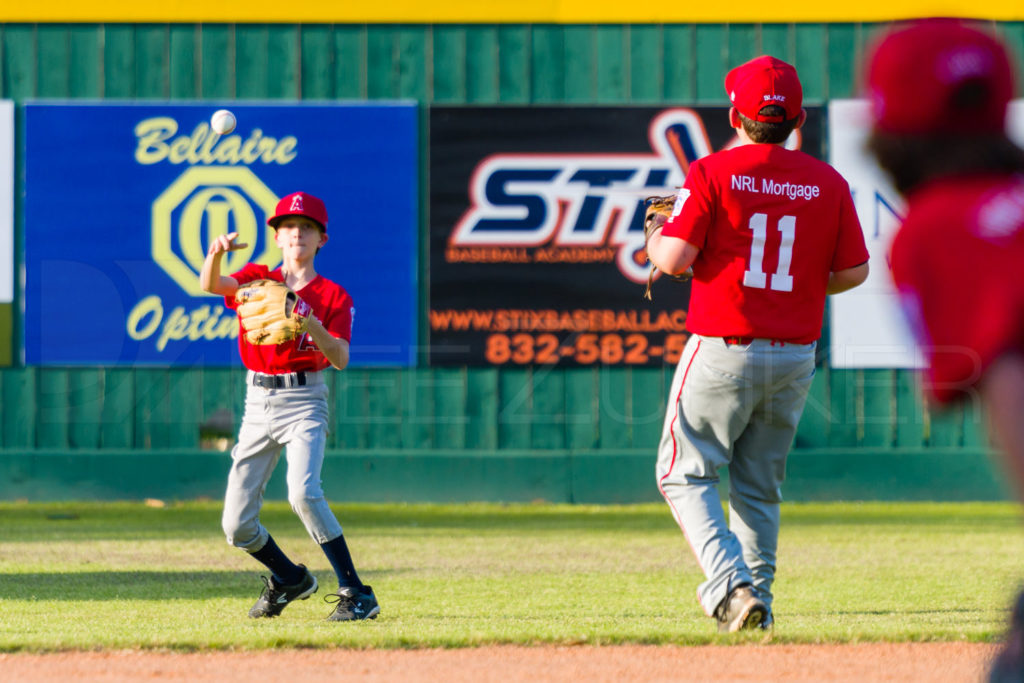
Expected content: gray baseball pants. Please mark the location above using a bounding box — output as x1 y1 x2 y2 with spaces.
656 334 815 616
222 371 344 553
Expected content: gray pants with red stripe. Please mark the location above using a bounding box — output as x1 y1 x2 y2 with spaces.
222 371 344 553
656 334 815 617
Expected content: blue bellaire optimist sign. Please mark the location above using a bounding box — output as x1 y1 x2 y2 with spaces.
23 102 418 367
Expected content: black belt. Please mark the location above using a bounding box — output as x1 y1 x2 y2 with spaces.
251 371 307 389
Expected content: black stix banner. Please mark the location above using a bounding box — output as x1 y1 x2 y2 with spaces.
429 106 823 367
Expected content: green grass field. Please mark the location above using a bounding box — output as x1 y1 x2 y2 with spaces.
0 500 1022 651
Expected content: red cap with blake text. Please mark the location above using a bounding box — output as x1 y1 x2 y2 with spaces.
267 191 328 231
725 55 803 123
866 19 1015 134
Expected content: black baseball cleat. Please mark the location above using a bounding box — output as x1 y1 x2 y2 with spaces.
248 565 318 618
715 584 769 633
325 584 381 621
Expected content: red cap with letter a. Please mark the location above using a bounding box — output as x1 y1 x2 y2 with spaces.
725 55 803 123
866 18 1015 134
267 191 328 231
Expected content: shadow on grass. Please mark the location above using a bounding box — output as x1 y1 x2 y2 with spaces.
0 569 401 601
0 503 683 540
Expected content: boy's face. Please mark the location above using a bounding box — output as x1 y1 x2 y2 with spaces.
273 216 328 258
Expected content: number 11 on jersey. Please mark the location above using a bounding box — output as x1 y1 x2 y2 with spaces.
743 213 795 292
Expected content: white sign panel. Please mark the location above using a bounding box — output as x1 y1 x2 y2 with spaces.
0 100 11 304
827 99 1024 369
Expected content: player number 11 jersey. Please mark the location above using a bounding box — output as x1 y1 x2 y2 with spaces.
661 144 869 344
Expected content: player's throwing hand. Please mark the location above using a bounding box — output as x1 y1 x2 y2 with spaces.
207 231 248 256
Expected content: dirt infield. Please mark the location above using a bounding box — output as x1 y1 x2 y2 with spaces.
0 642 999 682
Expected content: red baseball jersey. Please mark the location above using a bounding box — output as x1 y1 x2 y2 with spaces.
890 174 1024 404
662 144 868 343
225 263 355 373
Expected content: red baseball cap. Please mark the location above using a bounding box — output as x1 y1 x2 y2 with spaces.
866 19 1015 135
267 191 328 231
725 55 803 123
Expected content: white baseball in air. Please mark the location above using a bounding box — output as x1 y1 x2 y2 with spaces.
210 109 236 135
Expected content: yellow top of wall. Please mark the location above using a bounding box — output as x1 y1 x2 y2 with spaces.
1 0 1020 23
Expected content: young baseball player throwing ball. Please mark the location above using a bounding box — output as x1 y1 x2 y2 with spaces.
200 191 380 622
863 19 1024 680
645 56 870 632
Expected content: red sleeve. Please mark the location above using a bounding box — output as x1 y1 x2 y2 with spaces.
322 290 355 343
661 162 713 247
224 263 270 310
830 186 870 272
890 223 976 405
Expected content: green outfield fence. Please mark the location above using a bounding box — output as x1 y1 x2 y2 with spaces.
0 364 1007 502
1 22 1019 501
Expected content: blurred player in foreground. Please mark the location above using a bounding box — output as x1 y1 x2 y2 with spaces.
646 56 869 632
200 191 380 622
864 18 1024 681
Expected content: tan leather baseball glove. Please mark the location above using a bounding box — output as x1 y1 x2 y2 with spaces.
643 194 692 301
234 279 312 345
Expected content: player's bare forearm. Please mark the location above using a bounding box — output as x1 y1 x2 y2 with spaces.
200 233 246 296
827 262 869 294
199 254 239 296
647 230 700 276
306 318 350 370
198 253 223 293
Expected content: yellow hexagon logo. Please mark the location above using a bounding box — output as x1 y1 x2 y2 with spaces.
152 167 281 296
